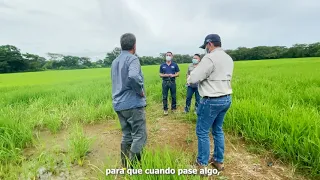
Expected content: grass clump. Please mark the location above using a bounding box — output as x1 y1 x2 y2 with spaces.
68 123 93 166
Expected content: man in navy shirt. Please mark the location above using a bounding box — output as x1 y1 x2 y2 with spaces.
159 52 180 115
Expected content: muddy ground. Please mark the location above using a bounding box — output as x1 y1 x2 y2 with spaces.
22 111 308 180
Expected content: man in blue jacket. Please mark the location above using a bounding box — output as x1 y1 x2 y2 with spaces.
111 33 147 168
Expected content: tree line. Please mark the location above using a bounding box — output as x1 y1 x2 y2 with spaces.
1 42 320 73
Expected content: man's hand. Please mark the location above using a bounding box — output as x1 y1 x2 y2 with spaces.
160 74 167 77
162 74 176 77
187 74 191 84
140 89 145 97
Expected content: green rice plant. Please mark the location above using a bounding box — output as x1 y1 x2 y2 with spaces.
224 58 320 176
0 124 32 164
0 163 20 180
104 147 202 180
68 123 93 166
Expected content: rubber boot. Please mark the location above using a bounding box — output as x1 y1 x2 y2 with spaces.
120 144 131 168
129 151 142 168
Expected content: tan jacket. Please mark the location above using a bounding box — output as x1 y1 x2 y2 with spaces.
187 48 234 97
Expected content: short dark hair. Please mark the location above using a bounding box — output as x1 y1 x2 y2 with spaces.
166 51 173 56
194 54 201 58
120 33 136 50
213 41 221 47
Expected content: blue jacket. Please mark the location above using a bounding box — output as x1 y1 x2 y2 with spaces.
111 51 146 111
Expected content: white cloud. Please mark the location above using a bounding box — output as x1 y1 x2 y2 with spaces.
0 0 319 60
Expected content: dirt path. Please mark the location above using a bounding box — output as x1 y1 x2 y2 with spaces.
25 112 307 180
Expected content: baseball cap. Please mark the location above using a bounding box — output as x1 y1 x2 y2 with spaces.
199 34 221 49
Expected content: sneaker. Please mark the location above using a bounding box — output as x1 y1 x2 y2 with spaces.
209 158 224 171
163 110 168 115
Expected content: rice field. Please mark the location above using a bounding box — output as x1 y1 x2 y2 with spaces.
0 57 319 179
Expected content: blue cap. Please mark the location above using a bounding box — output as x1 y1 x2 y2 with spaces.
199 34 221 49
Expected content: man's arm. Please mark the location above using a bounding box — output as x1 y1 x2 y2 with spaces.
160 73 169 77
171 72 179 77
186 66 190 85
186 66 190 78
128 57 144 97
187 56 214 84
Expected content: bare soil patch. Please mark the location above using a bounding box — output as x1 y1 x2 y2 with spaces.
23 114 307 180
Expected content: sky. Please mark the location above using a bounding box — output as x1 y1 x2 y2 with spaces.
1 0 320 60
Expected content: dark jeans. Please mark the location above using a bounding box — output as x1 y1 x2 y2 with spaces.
116 107 147 154
162 80 177 110
196 95 231 165
184 86 200 112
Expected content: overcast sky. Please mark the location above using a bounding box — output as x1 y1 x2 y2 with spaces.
1 0 320 60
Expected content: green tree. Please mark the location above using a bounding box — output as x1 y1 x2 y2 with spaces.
307 43 320 57
23 53 46 71
43 60 54 69
46 53 64 70
79 57 92 68
0 45 28 73
61 56 80 69
47 53 64 61
104 47 121 67
2 41 320 73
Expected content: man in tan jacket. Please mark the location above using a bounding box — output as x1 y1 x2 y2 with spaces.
188 34 234 171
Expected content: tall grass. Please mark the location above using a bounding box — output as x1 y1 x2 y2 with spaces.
0 57 319 177
225 58 320 176
68 123 93 166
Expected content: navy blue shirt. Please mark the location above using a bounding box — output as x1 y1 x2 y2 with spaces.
159 61 180 81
